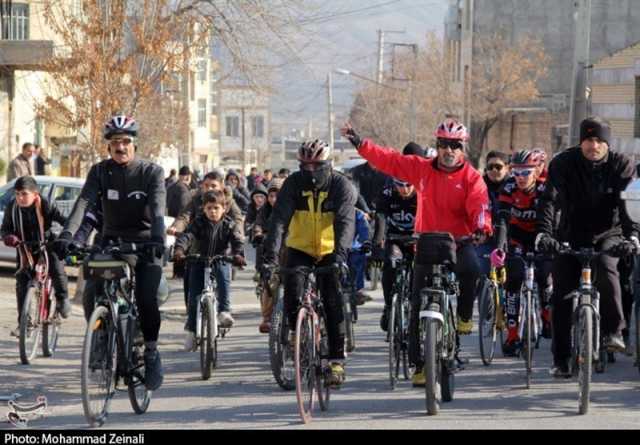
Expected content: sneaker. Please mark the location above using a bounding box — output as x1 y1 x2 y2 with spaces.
457 317 473 335
10 325 20 338
355 291 372 306
328 362 346 387
258 318 271 334
412 368 426 387
183 331 196 352
218 312 234 328
56 298 72 319
606 334 626 353
549 360 571 379
380 305 390 332
143 348 164 391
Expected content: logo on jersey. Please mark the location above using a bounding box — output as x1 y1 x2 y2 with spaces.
127 191 148 200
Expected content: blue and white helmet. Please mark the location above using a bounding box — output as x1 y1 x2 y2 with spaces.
104 114 139 140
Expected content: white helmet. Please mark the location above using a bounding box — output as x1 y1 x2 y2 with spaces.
298 140 332 162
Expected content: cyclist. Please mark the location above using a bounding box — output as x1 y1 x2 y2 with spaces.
493 150 552 356
1 176 71 336
262 140 357 386
172 190 246 350
53 114 167 391
342 119 492 387
376 177 417 333
536 117 639 377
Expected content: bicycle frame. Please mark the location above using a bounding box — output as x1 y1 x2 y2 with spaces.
196 261 219 341
419 264 458 356
517 253 542 344
569 251 601 361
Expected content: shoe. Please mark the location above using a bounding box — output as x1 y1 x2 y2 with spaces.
328 362 346 387
380 305 390 332
549 360 571 379
10 325 20 338
457 317 473 335
258 319 271 334
143 348 164 391
355 291 372 306
56 298 72 319
218 312 234 328
183 331 196 352
412 368 426 387
606 334 626 353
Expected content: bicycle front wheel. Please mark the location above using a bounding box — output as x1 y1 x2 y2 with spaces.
81 306 117 427
523 289 534 389
294 308 315 424
576 306 593 415
478 279 497 366
269 294 295 390
19 287 41 365
635 301 640 374
388 295 400 389
127 318 151 415
424 317 442 415
200 297 215 380
344 292 356 353
42 295 59 357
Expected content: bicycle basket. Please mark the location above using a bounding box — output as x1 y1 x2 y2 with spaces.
84 253 132 280
416 232 457 266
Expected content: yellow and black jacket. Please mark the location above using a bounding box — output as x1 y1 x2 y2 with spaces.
263 171 357 263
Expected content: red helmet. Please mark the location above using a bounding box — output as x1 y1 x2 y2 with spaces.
434 118 469 142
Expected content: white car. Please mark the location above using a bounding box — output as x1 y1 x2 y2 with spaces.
0 175 175 262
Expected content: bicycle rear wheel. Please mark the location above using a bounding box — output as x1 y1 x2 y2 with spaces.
42 295 59 357
635 301 640 373
388 295 400 389
269 294 295 390
81 306 117 427
401 296 413 380
344 291 356 353
294 308 315 424
478 279 497 366
316 317 330 412
200 297 215 380
127 319 151 414
424 317 442 415
19 287 40 365
576 306 593 415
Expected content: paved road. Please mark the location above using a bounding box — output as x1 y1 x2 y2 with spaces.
0 257 639 430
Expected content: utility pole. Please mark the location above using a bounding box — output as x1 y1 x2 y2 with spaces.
241 107 247 174
391 42 419 142
377 30 406 85
327 72 335 160
569 0 592 146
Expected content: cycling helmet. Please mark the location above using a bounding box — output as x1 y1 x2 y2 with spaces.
510 150 538 167
393 178 410 188
298 139 332 162
531 148 548 164
434 118 469 142
104 114 138 140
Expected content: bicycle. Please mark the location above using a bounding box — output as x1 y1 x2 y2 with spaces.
186 254 234 380
477 254 507 366
386 234 415 389
280 264 338 424
17 240 61 365
78 242 158 427
341 261 358 354
418 233 463 416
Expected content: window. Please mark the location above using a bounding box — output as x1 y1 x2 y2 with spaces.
51 185 82 217
251 116 264 138
635 77 640 138
226 116 240 137
197 60 207 82
198 99 207 128
1 3 29 40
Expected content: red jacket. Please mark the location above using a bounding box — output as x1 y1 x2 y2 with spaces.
358 139 492 238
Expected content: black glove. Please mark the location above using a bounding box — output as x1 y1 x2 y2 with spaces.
536 233 560 254
372 246 385 262
609 240 636 258
52 232 73 259
345 126 362 149
362 240 372 254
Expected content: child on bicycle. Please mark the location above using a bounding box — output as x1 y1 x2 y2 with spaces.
349 208 372 305
493 150 553 356
172 190 246 351
1 176 71 336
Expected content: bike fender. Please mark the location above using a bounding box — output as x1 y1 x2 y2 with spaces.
419 310 444 323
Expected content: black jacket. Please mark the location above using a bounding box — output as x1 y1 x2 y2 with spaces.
172 190 244 234
63 159 166 242
1 197 66 243
174 214 244 258
350 162 389 210
537 147 639 248
246 183 268 227
166 181 193 218
373 184 417 245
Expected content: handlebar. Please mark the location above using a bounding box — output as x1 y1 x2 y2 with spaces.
185 254 234 265
386 234 417 244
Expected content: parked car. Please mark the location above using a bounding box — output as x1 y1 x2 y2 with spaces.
0 176 175 262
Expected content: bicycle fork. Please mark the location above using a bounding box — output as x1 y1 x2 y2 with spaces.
572 264 601 361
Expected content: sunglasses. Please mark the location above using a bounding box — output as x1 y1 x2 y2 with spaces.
109 138 134 146
486 163 505 172
436 140 464 151
512 169 534 178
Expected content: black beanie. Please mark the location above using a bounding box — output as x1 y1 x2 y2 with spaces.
580 117 611 145
403 142 425 157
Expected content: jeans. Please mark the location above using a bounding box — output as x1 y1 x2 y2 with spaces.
185 261 231 333
348 250 366 291
476 240 496 277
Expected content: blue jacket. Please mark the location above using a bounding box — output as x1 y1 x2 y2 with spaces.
351 209 370 251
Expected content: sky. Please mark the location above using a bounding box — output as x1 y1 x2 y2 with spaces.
270 0 449 137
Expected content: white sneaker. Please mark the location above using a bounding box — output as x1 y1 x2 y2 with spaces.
183 331 196 352
218 312 234 328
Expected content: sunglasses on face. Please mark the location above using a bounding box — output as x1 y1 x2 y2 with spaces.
512 169 534 178
109 138 133 146
486 163 505 172
436 140 463 151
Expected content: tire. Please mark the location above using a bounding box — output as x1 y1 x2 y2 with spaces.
577 306 593 415
42 292 59 358
344 291 356 353
441 360 455 402
388 295 400 389
127 319 151 414
401 296 413 380
595 345 607 374
524 289 534 389
269 294 295 390
81 306 117 427
635 301 640 374
294 308 315 424
478 279 497 366
200 297 215 380
316 317 330 412
424 317 441 416
19 287 41 365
